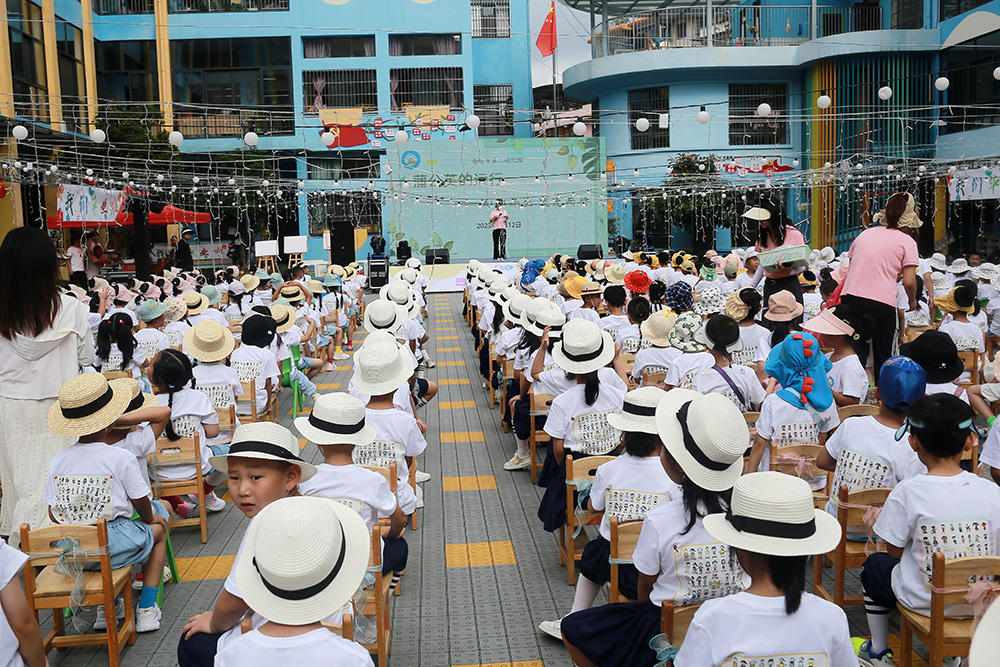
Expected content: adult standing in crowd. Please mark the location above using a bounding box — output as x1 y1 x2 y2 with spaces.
85 231 102 280
840 192 918 382
66 231 87 288
0 228 94 545
177 227 195 272
748 197 805 314
491 200 508 261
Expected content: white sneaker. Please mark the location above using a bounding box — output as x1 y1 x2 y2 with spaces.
538 618 563 639
325 362 337 371
424 357 436 369
92 598 125 631
503 453 532 471
857 639 895 667
415 470 431 483
204 491 226 513
333 352 350 360
414 484 425 509
133 566 173 590
135 604 162 633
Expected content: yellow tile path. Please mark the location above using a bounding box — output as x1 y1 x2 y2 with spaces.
442 475 497 491
439 378 471 385
175 555 236 581
445 541 517 567
440 400 477 409
441 431 486 443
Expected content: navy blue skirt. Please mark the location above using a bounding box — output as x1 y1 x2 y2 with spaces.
382 536 408 575
538 451 592 532
562 601 660 667
537 441 561 488
580 536 639 600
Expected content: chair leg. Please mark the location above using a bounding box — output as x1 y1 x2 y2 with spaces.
565 529 576 585
199 490 208 544
899 617 913 667
811 553 823 597
834 555 845 608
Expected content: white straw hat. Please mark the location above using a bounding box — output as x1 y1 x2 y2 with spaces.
498 286 519 308
523 298 558 336
551 319 616 375
604 264 627 286
639 310 677 347
405 257 422 270
294 392 377 447
240 274 261 292
363 299 407 335
503 293 533 327
703 471 842 556
398 268 419 285
185 291 209 315
607 386 667 434
47 373 131 437
655 389 748 492
234 496 369 625
379 281 419 319
487 279 507 304
269 304 297 333
352 339 412 397
209 421 317 481
183 319 236 363
528 305 565 339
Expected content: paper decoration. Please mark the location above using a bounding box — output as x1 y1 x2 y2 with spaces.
56 184 127 224
571 408 621 455
948 169 1000 202
673 542 748 607
283 235 308 254
255 240 279 257
52 474 114 524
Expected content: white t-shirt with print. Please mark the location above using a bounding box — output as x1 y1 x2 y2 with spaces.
135 328 171 359
600 314 629 338
298 463 397 534
941 310 989 334
533 366 626 399
925 381 969 403
589 454 679 540
753 331 778 365
188 309 228 328
525 348 558 385
630 345 681 381
193 362 243 446
0 540 29 667
755 393 841 489
874 472 1000 613
543 383 626 455
163 320 190 349
674 592 856 667
691 363 766 411
215 629 374 667
99 341 147 380
664 352 714 389
826 354 869 400
980 423 1000 472
363 406 427 480
615 323 640 345
110 426 158 479
230 344 281 416
44 441 150 523
938 319 985 353
803 292 823 318
155 387 219 480
734 323 768 367
633 499 748 607
569 307 601 324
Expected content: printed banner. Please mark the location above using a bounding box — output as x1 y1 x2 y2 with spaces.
57 184 126 223
948 169 1000 202
151 242 232 262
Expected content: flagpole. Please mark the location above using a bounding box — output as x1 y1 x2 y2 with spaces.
552 43 558 118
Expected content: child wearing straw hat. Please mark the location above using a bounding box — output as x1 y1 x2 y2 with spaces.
629 310 679 387
295 393 408 589
539 387 677 641
726 288 768 375
662 312 714 391
178 422 321 666
670 472 851 666
568 281 602 324
213 496 374 667
188 286 228 328
692 315 766 411
561 390 752 667
44 373 171 633
856 394 1000 666
346 332 423 418
187 320 243 442
107 377 172 474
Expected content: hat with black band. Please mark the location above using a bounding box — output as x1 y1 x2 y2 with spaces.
294 393 377 447
48 373 132 437
210 422 317 481
607 386 667 434
550 319 616 375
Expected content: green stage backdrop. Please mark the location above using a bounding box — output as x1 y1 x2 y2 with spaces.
383 137 608 260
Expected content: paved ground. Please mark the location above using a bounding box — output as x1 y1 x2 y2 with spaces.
34 291 928 666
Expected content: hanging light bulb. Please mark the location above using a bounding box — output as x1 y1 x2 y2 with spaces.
89 128 106 143
878 85 893 101
635 117 650 132
633 168 640 177
934 76 950 91
86 168 93 176
572 121 586 137
465 114 481 130
756 102 772 117
320 131 335 147
696 107 710 124
817 92 832 109
792 159 800 167
534 176 540 184
168 131 184 146
243 131 259 146
394 129 409 143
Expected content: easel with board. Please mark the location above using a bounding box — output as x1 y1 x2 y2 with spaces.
255 240 279 274
284 236 308 269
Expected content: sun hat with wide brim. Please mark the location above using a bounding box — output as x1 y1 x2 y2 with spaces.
764 290 804 322
183 319 236 363
551 319 616 375
899 329 965 384
235 495 369 625
580 281 602 298
503 293 533 327
803 307 855 338
694 314 744 355
874 192 924 229
973 262 999 282
624 270 652 294
379 281 419 319
280 285 305 303
934 286 977 315
703 471 842 556
363 299 407 335
241 314 278 348
405 257 422 271
323 273 343 288
136 299 168 323
655 389 747 491
269 304 297 334
210 421 317 480
693 287 725 317
353 339 413 397
185 291 209 315
604 264 627 286
47 373 132 437
607 386 667 434
399 268 420 286
201 285 223 306
344 266 358 281
294 392 377 447
111 377 159 414
742 207 772 221
307 279 324 295
523 299 561 336
725 290 749 321
668 312 707 353
640 310 677 347
563 276 588 300
928 252 947 271
947 258 972 275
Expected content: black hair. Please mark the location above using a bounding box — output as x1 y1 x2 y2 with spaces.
150 349 196 441
229 289 249 314
627 296 651 324
954 280 981 316
0 228 61 340
648 281 667 306
517 328 541 354
623 430 661 458
819 267 834 283
576 370 600 406
251 305 272 317
913 274 926 306
755 196 791 248
830 303 873 345
738 288 762 321
281 268 294 282
491 301 505 334
907 393 975 458
96 312 137 370
291 266 305 279
800 270 817 288
603 285 627 309
819 278 838 301
737 552 809 614
680 476 730 536
769 320 797 347
970 250 982 259
657 251 671 267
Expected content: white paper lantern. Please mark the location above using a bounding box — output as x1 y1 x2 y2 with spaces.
572 121 587 137
49 165 58 172
320 131 335 146
89 128 106 143
792 159 800 167
918 165 927 173
122 171 129 179
934 77 950 91
695 108 710 125
887 165 895 172
262 180 270 188
86 168 93 176
995 67 1000 80
12 125 28 141
878 86 893 101
394 129 409 143
466 114 481 130
243 131 259 146
635 117 650 132
227 178 236 186
156 174 164 182
168 131 184 146
756 102 772 117
817 94 832 109
192 176 200 184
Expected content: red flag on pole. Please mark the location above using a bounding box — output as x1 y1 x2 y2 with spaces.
536 1 557 57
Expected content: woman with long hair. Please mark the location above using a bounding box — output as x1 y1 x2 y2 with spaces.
746 195 806 318
0 228 94 544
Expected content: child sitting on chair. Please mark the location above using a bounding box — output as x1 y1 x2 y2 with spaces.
803 305 873 407
230 314 282 420
135 299 172 357
630 311 680 387
691 315 765 411
186 320 243 447
662 313 713 391
0 530 47 667
269 304 320 401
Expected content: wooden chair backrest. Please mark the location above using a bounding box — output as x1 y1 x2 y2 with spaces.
150 434 201 467
905 325 934 343
660 600 701 644
216 405 237 429
620 352 636 372
239 379 257 413
958 350 980 377
361 462 398 494
769 443 825 478
837 404 880 420
837 485 891 531
530 392 555 416
961 442 979 471
931 551 1000 606
20 520 108 568
609 516 644 563
643 369 667 386
101 371 129 381
502 358 515 377
566 454 616 484
367 524 381 570
743 411 760 431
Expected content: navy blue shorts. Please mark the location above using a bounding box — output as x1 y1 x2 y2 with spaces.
414 378 429 398
562 600 660 667
382 536 408 574
178 630 221 667
579 535 640 599
861 552 900 608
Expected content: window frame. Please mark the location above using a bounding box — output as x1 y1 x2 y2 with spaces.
728 83 789 146
628 86 670 150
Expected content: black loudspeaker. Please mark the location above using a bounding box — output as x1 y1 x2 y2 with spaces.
328 221 355 267
426 248 450 264
396 241 412 264
367 256 389 289
577 244 603 260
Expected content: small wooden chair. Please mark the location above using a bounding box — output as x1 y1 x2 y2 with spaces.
899 552 1000 666
659 599 701 646
608 516 644 603
837 404 880 421
962 440 979 472
20 520 135 667
812 485 890 607
642 368 668 387
905 325 934 343
957 350 983 387
769 443 831 509
529 392 555 484
355 525 393 667
560 454 615 585
216 405 237 442
499 358 516 431
148 434 208 543
101 371 129 381
620 352 637 375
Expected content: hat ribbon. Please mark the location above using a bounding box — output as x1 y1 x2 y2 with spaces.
372 311 399 330
229 440 306 463
61 385 115 419
562 337 605 363
623 402 657 417
273 312 290 326
676 402 731 472
125 392 145 413
252 523 346 601
724 505 817 539
308 412 366 435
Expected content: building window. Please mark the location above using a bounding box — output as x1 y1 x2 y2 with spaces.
729 83 788 145
473 84 513 136
7 0 48 123
471 0 511 38
302 70 377 114
942 29 1000 133
97 41 159 102
891 0 923 28
303 36 374 58
628 87 669 150
306 154 381 181
56 21 85 133
389 34 461 56
940 0 993 21
389 67 463 111
308 194 381 238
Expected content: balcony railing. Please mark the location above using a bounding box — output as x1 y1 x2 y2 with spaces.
592 4 882 57
94 0 153 14
173 104 295 139
94 0 286 14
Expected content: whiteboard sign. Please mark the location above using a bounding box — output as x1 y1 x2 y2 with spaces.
284 235 308 254
255 240 279 257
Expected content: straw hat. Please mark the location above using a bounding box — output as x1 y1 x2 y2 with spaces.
668 312 707 353
741 206 771 221
487 279 507 304
183 320 236 363
694 314 744 355
764 291 803 322
703 471 842 556
201 285 223 306
551 319 615 374
294 392 377 447
209 421 317 480
269 304 297 333
580 281 602 298
185 291 209 315
399 268 419 285
363 299 407 335
803 308 855 338
344 265 358 281
523 299 559 336
655 389 747 491
640 310 677 347
725 290 749 321
353 339 413 397
280 285 305 302
112 378 159 414
604 264 627 286
379 281 419 319
533 307 567 341
234 495 369 625
607 386 667 434
137 299 168 323
47 373 131 437
693 287 725 317
307 279 324 295
329 264 346 278
503 293 532 327
624 270 651 294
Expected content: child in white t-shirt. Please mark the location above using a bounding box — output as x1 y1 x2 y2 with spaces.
135 299 172 361
95 312 148 383
940 278 989 333
936 285 984 385
691 315 765 411
799 271 823 319
726 288 768 381
662 313 713 391
616 297 651 353
858 394 1000 666
630 311 681 386
900 329 975 406
230 315 281 420
803 304 872 406
599 285 629 338
0 537 46 667
186 320 243 447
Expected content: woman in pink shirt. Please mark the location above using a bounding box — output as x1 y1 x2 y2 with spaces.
491 200 508 261
841 192 919 382
747 197 806 320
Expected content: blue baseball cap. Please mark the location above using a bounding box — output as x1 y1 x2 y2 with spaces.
879 356 927 411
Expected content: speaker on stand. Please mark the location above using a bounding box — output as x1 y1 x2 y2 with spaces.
327 220 355 267
577 244 604 260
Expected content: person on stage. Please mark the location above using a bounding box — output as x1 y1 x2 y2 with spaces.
176 227 195 272
491 201 508 261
